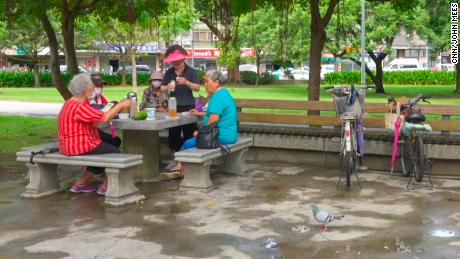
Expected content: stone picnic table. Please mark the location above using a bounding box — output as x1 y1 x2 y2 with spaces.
111 112 198 181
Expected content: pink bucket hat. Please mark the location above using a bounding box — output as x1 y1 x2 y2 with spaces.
163 50 187 63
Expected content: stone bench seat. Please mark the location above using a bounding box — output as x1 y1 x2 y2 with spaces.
16 143 145 206
174 137 253 190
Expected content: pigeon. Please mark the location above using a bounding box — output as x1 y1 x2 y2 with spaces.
311 204 344 231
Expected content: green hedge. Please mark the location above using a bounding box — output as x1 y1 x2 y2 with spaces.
0 72 153 87
240 71 275 85
324 71 456 85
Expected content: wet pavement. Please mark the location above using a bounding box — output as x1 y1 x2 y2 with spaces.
1 163 460 258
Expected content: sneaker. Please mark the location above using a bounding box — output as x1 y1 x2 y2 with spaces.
70 183 96 193
160 171 182 181
96 185 107 195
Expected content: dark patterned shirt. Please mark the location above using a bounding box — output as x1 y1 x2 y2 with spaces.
139 87 169 110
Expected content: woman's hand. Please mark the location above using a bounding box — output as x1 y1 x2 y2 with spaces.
193 130 198 137
157 107 167 112
189 109 204 117
176 76 188 86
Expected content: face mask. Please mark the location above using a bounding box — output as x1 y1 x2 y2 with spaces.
152 81 162 88
94 88 102 95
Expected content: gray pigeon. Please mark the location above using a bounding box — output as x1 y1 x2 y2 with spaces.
311 204 344 230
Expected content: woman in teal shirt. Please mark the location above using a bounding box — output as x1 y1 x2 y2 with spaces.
184 69 238 148
165 70 237 177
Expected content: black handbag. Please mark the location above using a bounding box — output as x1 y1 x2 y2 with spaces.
196 124 231 154
196 123 219 149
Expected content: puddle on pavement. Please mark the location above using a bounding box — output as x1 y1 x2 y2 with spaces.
430 229 459 238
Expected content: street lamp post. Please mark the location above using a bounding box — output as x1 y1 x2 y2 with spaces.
361 0 366 86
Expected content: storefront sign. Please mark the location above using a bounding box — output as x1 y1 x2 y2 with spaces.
185 48 256 59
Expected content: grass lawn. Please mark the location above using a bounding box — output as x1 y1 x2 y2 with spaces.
0 115 57 155
0 84 459 105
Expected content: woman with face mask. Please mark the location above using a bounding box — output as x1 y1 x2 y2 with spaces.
86 74 108 109
139 71 169 111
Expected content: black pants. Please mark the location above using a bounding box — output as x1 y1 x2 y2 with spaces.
83 139 120 175
168 105 197 152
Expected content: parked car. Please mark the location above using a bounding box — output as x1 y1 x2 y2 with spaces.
116 65 151 74
59 65 89 73
291 69 309 80
320 64 335 79
239 64 257 73
435 63 455 71
383 58 422 72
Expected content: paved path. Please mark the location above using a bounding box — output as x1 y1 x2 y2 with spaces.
0 101 62 117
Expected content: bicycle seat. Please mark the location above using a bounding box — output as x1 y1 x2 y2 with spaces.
406 111 425 123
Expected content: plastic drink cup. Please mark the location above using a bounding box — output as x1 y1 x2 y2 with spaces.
145 108 155 120
168 97 177 118
168 108 177 118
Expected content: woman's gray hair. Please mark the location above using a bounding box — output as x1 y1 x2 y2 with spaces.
69 73 94 97
205 70 223 84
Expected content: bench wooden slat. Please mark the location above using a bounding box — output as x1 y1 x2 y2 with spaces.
236 99 460 116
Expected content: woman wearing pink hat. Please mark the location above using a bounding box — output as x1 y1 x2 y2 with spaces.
160 45 200 171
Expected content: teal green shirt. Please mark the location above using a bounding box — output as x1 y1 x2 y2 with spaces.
203 88 238 144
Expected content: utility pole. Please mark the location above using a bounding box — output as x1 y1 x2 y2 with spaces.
360 0 366 86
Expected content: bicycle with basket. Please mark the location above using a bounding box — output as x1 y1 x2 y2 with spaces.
326 84 374 188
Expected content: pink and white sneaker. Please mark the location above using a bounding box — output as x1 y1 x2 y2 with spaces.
70 183 96 193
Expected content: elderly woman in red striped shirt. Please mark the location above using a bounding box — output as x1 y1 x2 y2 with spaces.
58 73 131 195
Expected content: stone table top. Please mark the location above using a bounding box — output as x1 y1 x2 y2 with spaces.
111 112 198 131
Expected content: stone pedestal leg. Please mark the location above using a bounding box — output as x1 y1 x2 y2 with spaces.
180 161 213 190
122 130 159 181
220 149 249 175
21 163 61 198
105 166 145 206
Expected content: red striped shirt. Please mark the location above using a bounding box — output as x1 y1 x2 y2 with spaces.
58 97 105 155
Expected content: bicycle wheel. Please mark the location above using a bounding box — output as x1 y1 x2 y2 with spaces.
414 135 425 182
400 137 412 177
343 151 353 187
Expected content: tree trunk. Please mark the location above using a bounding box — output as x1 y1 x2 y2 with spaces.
62 15 79 75
374 60 384 93
130 49 137 92
33 64 41 88
456 63 460 94
40 15 71 100
255 52 260 86
308 0 339 114
120 53 127 86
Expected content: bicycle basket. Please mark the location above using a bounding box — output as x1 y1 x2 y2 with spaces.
332 94 362 118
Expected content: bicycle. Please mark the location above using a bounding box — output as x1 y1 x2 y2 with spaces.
326 84 374 187
388 94 433 187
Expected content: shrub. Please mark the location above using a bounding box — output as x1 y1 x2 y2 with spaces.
0 71 151 87
196 70 206 84
240 71 258 84
239 71 274 85
259 72 275 85
324 70 456 85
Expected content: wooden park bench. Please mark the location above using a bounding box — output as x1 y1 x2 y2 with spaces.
235 99 460 135
16 142 145 206
174 137 253 190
